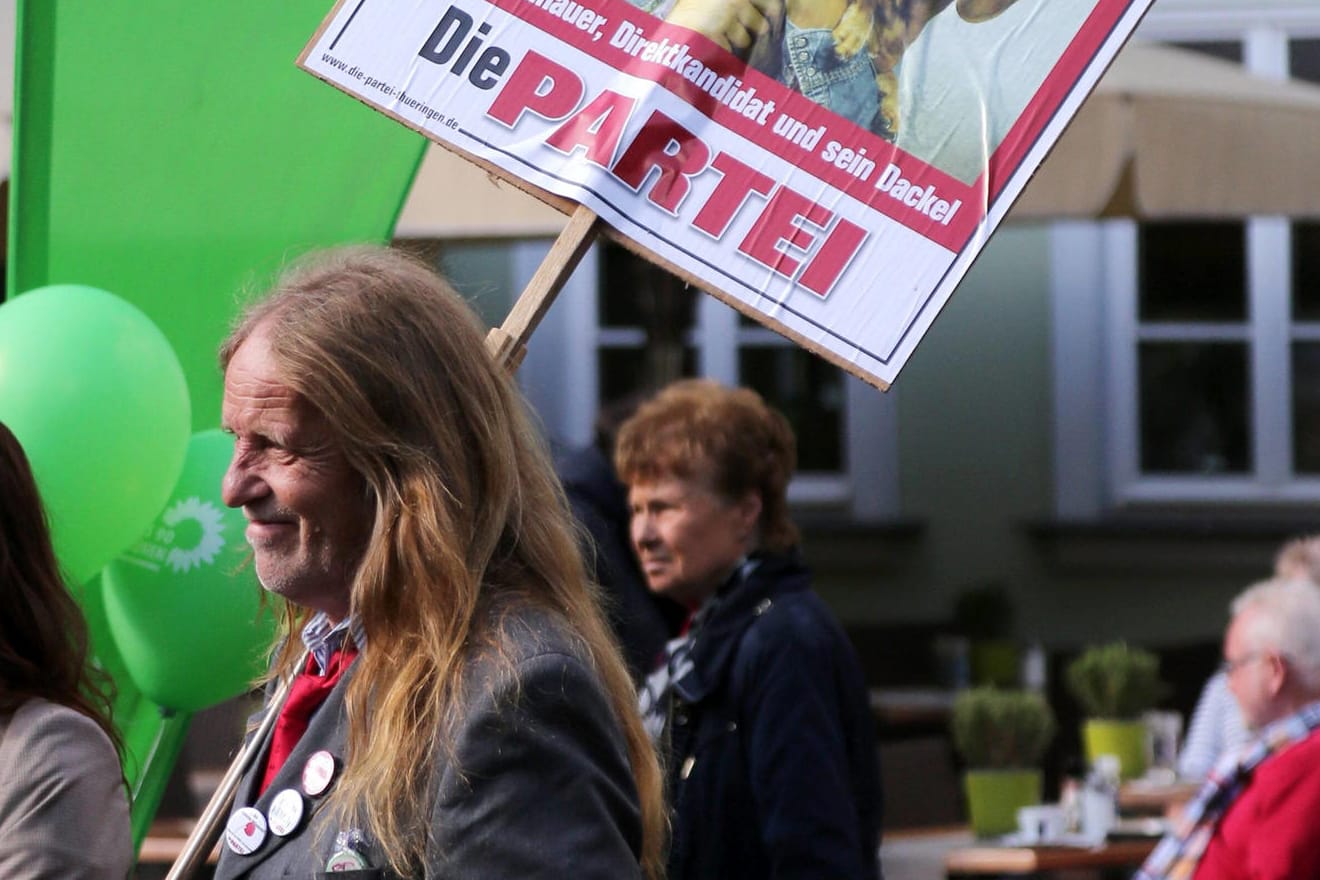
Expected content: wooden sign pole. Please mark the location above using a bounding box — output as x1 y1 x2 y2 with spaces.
164 655 304 880
485 203 600 369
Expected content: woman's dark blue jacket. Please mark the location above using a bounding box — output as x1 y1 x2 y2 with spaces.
662 551 882 879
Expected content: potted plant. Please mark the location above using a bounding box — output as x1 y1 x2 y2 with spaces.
1065 641 1164 780
951 686 1057 836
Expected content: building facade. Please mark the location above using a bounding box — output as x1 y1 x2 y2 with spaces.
404 0 1320 651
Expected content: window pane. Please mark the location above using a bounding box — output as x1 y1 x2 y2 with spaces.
1138 223 1246 322
401 239 513 328
1139 342 1249 474
739 347 844 472
1292 343 1320 474
597 346 695 406
598 242 696 330
1292 222 1320 320
1291 38 1320 84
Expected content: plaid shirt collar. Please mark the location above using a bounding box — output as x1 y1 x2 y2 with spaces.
301 611 368 674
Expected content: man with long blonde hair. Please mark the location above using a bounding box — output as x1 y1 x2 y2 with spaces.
211 245 663 879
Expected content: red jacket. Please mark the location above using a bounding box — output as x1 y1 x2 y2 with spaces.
1195 727 1320 879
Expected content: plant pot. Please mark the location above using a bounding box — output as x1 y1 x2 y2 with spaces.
963 768 1042 837
1082 718 1147 780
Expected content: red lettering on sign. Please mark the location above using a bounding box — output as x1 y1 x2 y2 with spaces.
545 89 636 168
738 187 832 280
485 50 582 127
691 153 775 241
487 69 865 299
612 111 711 214
799 218 867 298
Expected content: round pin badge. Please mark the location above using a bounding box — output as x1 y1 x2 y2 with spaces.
324 848 368 872
224 806 268 855
266 788 306 837
302 750 338 797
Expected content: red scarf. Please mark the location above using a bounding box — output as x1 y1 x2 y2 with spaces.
259 643 358 795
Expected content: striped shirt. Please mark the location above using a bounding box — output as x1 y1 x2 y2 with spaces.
1177 672 1249 781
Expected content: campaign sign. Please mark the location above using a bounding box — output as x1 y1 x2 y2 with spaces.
300 0 1152 387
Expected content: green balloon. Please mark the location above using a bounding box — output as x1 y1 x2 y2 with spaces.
103 430 277 712
0 284 191 583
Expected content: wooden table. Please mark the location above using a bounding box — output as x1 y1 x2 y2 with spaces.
883 826 974 880
871 688 957 728
945 837 1157 876
1118 780 1199 816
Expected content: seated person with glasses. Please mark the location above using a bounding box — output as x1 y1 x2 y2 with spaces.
1178 535 1320 780
1136 577 1320 880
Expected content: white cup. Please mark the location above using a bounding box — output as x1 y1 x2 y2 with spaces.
1080 788 1116 841
1016 804 1066 843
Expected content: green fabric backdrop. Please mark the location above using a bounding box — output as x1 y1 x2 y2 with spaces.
7 0 425 845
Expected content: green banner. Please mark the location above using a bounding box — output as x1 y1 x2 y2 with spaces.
8 0 425 846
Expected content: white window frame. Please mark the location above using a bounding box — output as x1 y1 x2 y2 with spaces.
1052 6 1320 515
1053 214 1320 511
515 239 900 520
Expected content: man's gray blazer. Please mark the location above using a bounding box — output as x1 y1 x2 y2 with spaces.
212 605 646 879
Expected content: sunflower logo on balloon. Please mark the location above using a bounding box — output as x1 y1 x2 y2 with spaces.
162 496 227 573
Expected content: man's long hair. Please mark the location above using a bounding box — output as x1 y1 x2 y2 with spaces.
220 245 663 878
0 422 121 753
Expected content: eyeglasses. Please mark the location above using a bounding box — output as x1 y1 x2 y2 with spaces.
1220 652 1264 675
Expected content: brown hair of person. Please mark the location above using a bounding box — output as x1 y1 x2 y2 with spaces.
220 245 664 879
614 378 800 553
0 422 121 752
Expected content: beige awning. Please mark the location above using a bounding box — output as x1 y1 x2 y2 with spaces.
394 145 568 239
1010 42 1320 220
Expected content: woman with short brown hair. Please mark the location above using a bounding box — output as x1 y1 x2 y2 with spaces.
617 378 881 880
